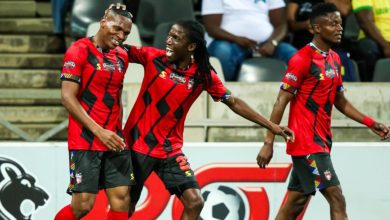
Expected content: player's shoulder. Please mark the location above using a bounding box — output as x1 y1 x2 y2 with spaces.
289 45 311 64
65 38 90 54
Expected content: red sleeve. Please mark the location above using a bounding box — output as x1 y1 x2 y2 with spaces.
335 53 345 92
60 42 87 84
280 53 309 94
206 70 231 102
123 45 163 65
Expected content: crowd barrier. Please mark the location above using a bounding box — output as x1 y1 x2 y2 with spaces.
0 142 389 220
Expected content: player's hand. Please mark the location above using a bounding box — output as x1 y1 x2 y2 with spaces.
96 128 126 151
257 142 274 169
271 125 295 143
370 122 390 140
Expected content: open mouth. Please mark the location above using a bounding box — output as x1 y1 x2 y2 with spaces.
112 38 122 46
166 47 174 57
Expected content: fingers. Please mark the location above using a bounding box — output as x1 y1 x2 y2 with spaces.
257 158 269 169
110 134 126 151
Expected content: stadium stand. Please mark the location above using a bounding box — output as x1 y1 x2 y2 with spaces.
237 58 287 82
372 58 390 82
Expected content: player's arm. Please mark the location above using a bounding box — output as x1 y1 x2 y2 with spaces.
354 8 390 57
334 91 390 139
222 95 294 141
61 81 126 151
257 89 294 168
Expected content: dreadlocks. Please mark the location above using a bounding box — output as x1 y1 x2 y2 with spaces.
175 20 214 86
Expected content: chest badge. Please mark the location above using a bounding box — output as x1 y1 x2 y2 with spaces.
187 78 194 90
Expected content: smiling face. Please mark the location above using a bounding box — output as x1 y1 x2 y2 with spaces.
165 24 196 68
99 13 132 50
313 12 343 46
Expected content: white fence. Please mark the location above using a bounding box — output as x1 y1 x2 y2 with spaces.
0 142 389 220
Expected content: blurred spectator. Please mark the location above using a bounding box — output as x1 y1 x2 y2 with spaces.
287 0 351 49
50 0 74 53
351 0 390 81
286 0 357 81
201 0 297 81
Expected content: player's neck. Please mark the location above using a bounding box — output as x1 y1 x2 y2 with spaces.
92 35 109 52
311 38 331 52
174 57 193 70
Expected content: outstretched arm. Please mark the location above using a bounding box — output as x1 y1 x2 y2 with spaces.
257 89 294 168
334 91 390 139
222 94 294 141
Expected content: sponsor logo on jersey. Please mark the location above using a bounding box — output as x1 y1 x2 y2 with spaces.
103 63 116 72
285 72 298 82
170 72 186 84
325 68 336 78
159 71 167 79
63 61 75 69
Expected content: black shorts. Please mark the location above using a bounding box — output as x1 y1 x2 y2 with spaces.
67 149 135 194
130 151 199 203
288 153 340 195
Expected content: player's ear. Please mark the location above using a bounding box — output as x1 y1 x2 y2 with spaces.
188 42 196 53
312 23 320 34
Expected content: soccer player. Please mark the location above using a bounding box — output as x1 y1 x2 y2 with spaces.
122 20 294 219
257 3 390 220
54 5 135 220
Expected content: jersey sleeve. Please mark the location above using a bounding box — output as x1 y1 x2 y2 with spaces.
280 53 308 94
60 42 87 84
206 70 231 102
123 45 164 65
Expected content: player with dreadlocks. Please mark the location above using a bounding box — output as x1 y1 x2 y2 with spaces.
122 20 294 219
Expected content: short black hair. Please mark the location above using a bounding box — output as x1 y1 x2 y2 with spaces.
309 3 338 25
108 7 133 20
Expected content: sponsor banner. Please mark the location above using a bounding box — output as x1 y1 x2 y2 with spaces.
0 142 389 220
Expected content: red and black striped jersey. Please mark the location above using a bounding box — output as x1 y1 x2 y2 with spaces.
281 43 344 156
123 45 230 158
60 38 129 151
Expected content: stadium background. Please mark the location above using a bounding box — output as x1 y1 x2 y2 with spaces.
0 0 389 219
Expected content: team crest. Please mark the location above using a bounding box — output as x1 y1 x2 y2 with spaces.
96 63 101 70
325 68 336 79
324 170 332 181
75 173 82 184
159 71 167 79
116 59 125 73
187 78 194 90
